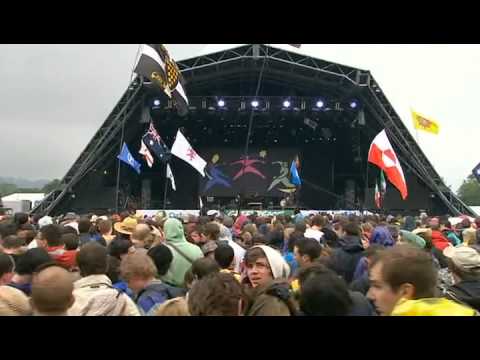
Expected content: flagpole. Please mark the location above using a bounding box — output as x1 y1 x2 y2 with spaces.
163 163 169 211
242 44 267 203
115 113 126 213
364 161 369 214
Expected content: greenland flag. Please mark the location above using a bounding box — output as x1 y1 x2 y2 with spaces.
368 129 408 200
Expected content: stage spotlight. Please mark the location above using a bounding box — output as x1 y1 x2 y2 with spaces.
349 100 358 109
316 100 324 108
153 99 161 106
283 100 291 108
218 99 225 107
251 100 259 108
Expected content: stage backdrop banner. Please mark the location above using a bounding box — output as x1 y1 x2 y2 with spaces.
198 148 299 198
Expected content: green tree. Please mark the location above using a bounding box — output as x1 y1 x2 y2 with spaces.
457 174 480 205
42 179 61 194
0 183 18 197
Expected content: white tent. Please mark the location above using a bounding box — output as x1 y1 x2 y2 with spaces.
2 193 45 203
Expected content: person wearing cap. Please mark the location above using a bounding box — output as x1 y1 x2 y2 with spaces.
242 245 295 316
444 245 480 311
113 216 138 239
206 209 219 222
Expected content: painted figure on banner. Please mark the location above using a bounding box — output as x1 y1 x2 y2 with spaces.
267 161 296 192
204 154 232 192
231 155 266 180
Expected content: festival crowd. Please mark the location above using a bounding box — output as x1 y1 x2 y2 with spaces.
0 207 479 316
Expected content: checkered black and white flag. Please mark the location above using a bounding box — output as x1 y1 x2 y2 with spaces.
134 44 189 116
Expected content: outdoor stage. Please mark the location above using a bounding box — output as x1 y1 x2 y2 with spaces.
32 45 474 217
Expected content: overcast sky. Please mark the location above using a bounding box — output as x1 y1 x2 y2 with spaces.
1 44 478 193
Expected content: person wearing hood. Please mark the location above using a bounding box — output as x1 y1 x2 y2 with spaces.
398 230 426 249
161 218 203 287
243 245 295 316
68 243 140 316
218 223 245 273
443 245 480 312
328 222 365 284
370 223 395 247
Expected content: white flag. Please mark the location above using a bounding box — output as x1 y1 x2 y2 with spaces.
139 140 154 168
171 130 206 176
166 163 176 191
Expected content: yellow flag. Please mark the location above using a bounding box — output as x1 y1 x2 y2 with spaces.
411 109 440 135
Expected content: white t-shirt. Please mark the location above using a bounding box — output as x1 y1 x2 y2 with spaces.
304 228 324 242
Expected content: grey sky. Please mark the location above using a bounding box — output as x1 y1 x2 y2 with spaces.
0 44 478 193
0 44 205 182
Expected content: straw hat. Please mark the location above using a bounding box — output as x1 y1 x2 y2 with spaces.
113 216 138 235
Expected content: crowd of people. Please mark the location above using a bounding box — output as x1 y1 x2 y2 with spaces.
0 207 480 316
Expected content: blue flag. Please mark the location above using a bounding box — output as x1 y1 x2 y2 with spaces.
290 160 301 186
117 143 141 174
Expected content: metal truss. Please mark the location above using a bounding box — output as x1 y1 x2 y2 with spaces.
31 78 144 215
32 44 473 216
360 75 474 216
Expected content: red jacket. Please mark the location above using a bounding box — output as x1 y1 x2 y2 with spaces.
431 230 450 251
47 246 77 270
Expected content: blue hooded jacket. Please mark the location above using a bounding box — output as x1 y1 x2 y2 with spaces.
370 226 395 247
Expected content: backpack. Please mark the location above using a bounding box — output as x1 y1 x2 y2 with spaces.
136 282 186 315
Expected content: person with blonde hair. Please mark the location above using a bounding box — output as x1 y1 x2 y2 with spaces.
463 228 477 246
0 285 32 316
121 252 185 315
154 297 190 316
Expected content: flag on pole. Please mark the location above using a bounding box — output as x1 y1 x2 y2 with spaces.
411 109 440 135
139 140 154 168
374 182 381 208
166 163 176 191
171 130 207 177
368 130 408 200
117 143 141 175
375 171 387 209
380 170 387 195
134 44 189 116
142 122 170 163
290 159 302 186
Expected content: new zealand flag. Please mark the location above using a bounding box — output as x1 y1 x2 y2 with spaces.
142 122 171 163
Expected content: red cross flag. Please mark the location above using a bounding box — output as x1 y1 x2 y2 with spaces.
171 130 207 176
368 129 408 200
